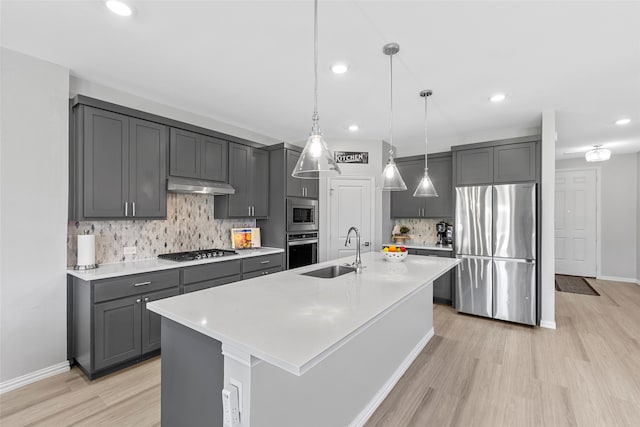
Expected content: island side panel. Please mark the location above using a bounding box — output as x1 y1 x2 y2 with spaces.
248 283 434 427
161 318 224 427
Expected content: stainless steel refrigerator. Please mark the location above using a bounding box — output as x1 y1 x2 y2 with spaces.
455 184 537 325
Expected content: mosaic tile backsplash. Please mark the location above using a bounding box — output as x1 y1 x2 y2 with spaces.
389 218 453 246
67 193 255 266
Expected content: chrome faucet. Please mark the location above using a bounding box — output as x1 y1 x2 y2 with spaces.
344 226 363 274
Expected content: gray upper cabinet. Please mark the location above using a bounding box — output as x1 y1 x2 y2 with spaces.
82 107 129 218
493 142 537 183
215 143 269 218
77 106 168 220
390 159 423 218
128 118 167 218
169 128 200 179
424 155 453 218
169 129 228 182
201 136 228 182
455 147 494 186
286 150 319 198
391 153 453 218
454 141 538 186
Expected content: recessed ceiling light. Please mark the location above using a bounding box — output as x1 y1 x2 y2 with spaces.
489 93 506 103
348 124 359 132
331 64 348 74
106 0 132 16
615 118 631 125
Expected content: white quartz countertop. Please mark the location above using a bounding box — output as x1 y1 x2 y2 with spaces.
67 247 285 281
147 251 460 376
383 243 453 252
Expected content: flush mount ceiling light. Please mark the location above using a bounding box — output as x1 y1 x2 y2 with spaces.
331 63 349 74
105 0 132 16
615 118 631 125
490 93 506 103
585 145 611 162
413 90 438 197
378 43 406 191
292 0 341 179
348 124 359 132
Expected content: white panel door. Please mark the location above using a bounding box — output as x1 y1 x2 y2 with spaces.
554 169 597 276
328 178 372 261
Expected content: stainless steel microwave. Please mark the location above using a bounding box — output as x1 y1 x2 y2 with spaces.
286 198 318 232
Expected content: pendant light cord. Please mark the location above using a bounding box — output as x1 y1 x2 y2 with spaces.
424 93 428 170
388 52 394 157
312 0 319 125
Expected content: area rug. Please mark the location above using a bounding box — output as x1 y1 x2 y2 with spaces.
555 274 600 296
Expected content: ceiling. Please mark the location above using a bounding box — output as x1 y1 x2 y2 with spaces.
2 1 639 159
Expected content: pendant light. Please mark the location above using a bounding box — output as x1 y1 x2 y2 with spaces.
413 90 439 197
378 43 407 191
585 144 611 162
291 0 341 179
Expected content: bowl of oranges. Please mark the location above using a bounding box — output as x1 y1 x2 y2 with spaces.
382 245 408 262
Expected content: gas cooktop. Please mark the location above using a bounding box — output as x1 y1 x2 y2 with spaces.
158 249 238 262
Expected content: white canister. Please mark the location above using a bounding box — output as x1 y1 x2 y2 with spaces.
75 232 98 270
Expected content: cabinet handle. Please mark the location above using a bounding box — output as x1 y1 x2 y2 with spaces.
134 281 152 287
252 206 255 216
248 206 252 216
144 297 150 302
260 260 271 264
136 298 141 304
418 208 421 216
125 202 129 216
132 202 136 217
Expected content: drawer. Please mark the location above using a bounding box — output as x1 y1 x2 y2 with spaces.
408 249 453 258
242 266 283 280
93 270 180 303
183 259 242 285
183 274 241 294
242 253 283 273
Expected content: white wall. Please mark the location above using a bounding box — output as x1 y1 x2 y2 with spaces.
70 77 280 146
540 111 556 329
319 140 385 261
556 153 639 282
0 49 70 387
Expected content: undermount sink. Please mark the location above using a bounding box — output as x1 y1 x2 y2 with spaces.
301 265 357 279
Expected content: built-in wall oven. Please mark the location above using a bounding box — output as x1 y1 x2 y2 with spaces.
287 198 318 232
287 232 318 269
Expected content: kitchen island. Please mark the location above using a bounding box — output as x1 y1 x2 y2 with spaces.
148 251 459 427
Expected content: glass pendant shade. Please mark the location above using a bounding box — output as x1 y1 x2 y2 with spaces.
413 168 438 197
292 0 340 179
585 146 611 162
379 157 407 191
292 129 341 178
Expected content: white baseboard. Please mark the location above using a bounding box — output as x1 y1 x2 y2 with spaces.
349 327 435 427
0 361 70 395
597 275 640 285
540 320 557 330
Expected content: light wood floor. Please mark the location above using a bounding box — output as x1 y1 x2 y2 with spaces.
2 278 639 427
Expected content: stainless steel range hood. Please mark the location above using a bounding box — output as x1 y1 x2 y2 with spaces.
167 177 235 195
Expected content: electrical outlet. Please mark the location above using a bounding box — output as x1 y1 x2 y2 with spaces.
123 246 137 255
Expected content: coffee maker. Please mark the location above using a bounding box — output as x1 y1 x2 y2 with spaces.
436 221 447 246
445 224 454 245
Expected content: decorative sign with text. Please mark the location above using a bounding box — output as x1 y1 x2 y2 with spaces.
334 151 369 164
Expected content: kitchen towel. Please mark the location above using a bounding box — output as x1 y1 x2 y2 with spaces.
77 233 96 267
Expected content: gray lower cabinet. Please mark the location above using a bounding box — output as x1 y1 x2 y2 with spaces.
182 259 242 294
215 143 269 218
71 270 180 379
286 150 319 198
407 249 454 305
242 253 283 280
391 153 453 218
71 105 168 220
169 128 228 182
